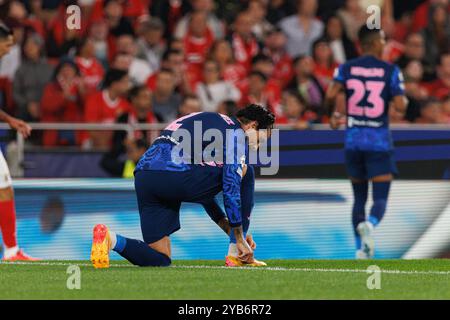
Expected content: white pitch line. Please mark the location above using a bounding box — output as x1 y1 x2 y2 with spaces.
1 261 450 275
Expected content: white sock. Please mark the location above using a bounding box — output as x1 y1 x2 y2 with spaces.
3 246 19 259
228 243 238 257
109 231 117 250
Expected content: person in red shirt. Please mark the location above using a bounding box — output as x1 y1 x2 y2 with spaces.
312 38 339 90
263 27 294 89
238 54 282 116
227 12 259 72
208 39 247 87
41 59 85 146
84 68 131 149
239 71 282 117
424 53 450 100
183 11 215 90
275 90 312 129
75 37 105 96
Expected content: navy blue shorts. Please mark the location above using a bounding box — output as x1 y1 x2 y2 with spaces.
134 166 222 244
345 149 398 180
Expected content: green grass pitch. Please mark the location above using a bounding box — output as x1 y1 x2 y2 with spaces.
1 259 449 299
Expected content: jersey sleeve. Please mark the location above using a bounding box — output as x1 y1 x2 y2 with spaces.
222 129 246 228
390 65 405 97
333 64 346 84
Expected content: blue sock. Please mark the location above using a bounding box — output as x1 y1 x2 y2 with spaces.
369 181 391 227
113 235 171 267
351 181 368 250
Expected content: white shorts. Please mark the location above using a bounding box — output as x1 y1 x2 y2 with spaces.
0 150 12 189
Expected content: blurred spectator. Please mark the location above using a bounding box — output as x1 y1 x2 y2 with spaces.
13 33 53 122
246 0 274 42
150 0 190 38
279 0 324 58
114 34 153 85
262 27 294 88
424 53 450 100
109 85 155 161
228 12 260 72
217 99 238 117
84 68 131 149
41 59 84 146
266 0 296 26
323 15 357 64
136 17 166 72
146 48 190 93
88 19 110 68
239 71 281 116
421 2 450 69
75 37 105 95
336 0 367 42
247 54 282 114
46 6 82 59
179 94 202 116
151 68 182 122
208 40 247 87
395 33 435 82
276 90 311 129
101 137 149 178
174 0 224 40
312 37 339 89
183 11 215 87
287 55 325 117
196 60 241 112
415 98 444 124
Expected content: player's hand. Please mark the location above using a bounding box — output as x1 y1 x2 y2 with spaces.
330 112 342 130
245 234 256 250
236 238 254 263
7 116 32 138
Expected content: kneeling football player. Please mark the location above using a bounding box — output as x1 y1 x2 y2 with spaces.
91 105 274 268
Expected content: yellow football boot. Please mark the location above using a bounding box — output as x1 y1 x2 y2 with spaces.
90 224 112 269
225 255 267 267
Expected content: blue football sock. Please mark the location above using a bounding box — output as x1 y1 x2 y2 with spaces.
113 235 171 267
369 181 391 227
351 181 368 250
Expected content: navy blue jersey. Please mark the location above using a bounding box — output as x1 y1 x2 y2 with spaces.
135 112 247 227
333 55 405 151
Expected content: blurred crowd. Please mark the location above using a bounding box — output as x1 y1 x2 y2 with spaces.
0 0 449 151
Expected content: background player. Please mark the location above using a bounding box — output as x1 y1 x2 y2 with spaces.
91 105 274 268
324 26 408 259
0 23 37 261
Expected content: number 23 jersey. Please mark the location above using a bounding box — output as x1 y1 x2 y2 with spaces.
333 55 405 151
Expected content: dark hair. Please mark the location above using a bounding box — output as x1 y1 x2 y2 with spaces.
162 48 182 62
0 23 12 39
221 100 238 116
128 85 148 101
102 68 128 89
158 67 175 76
53 57 80 80
292 54 309 65
249 70 268 82
358 25 383 48
251 53 272 66
133 138 149 150
236 104 275 130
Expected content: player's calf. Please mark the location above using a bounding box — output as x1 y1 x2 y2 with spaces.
90 224 171 268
